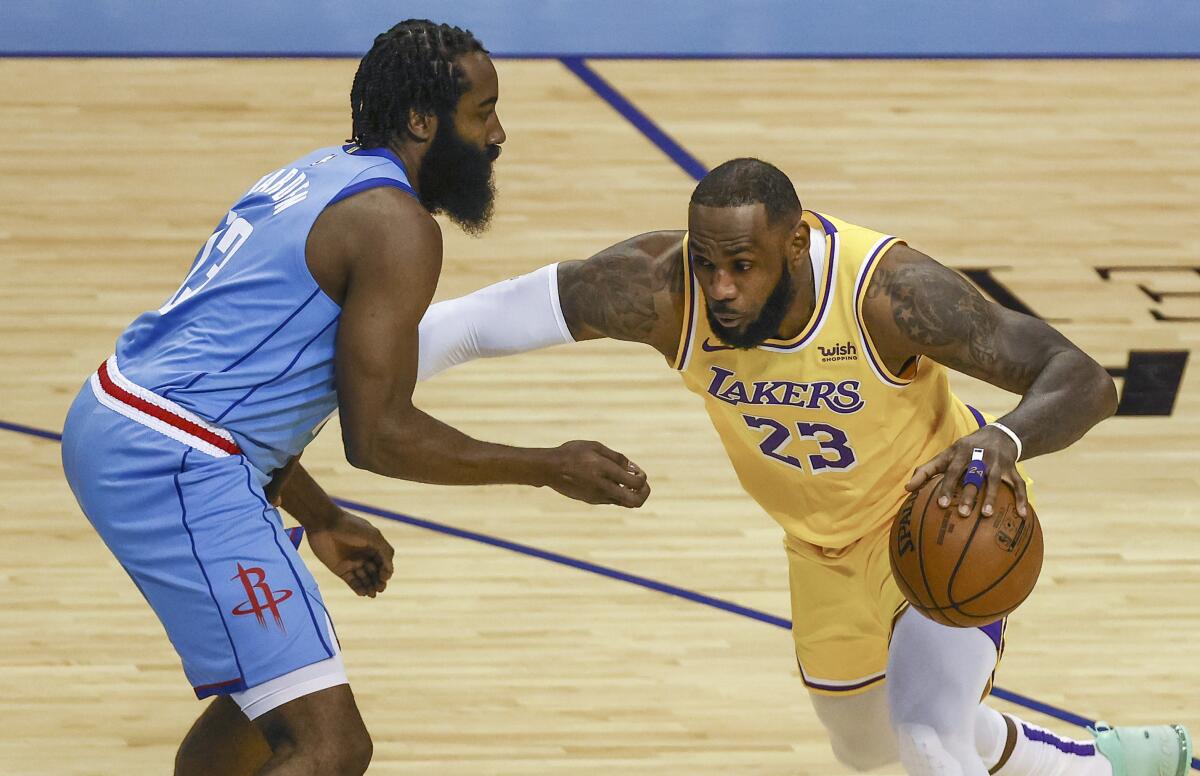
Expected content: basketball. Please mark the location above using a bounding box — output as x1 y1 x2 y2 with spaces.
889 474 1043 628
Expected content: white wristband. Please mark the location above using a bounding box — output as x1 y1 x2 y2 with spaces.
988 422 1023 461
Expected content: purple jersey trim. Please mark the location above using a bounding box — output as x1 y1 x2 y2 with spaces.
757 213 838 352
1022 723 1097 757
810 211 839 236
979 617 1004 651
799 669 887 694
675 246 698 370
853 235 907 386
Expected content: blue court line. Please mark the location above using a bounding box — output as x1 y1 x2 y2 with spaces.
559 56 709 181
0 419 63 441
5 417 1196 770
334 496 792 629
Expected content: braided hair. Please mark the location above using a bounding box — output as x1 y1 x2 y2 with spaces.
350 19 487 148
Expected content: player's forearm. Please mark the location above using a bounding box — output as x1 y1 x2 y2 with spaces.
346 408 555 487
417 263 573 382
994 349 1117 460
276 462 343 532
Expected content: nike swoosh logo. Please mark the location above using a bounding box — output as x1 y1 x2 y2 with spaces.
701 338 736 352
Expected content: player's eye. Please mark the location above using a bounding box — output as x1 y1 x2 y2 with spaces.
692 256 713 270
735 261 753 272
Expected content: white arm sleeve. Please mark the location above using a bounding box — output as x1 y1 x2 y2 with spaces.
417 263 576 382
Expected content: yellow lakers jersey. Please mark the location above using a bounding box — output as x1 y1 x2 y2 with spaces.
673 211 984 548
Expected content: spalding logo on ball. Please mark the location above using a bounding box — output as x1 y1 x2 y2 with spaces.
889 473 1043 628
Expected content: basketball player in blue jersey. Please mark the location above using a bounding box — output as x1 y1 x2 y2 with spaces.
396 158 1191 776
60 19 648 776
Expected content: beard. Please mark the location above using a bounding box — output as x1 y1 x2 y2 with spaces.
417 116 499 236
705 262 796 349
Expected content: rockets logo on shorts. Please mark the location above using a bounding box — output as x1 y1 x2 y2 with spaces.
231 563 293 632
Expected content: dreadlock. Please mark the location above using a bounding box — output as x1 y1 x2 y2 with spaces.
349 19 487 148
690 158 802 226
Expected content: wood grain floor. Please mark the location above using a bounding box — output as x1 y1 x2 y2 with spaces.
0 57 1197 774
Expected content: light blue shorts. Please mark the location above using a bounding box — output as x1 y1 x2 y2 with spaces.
61 383 336 698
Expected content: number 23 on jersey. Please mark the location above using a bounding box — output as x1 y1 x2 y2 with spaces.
742 414 858 473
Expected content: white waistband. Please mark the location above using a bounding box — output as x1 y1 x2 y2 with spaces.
90 355 241 458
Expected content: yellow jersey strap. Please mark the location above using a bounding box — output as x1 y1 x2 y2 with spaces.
851 234 911 386
671 233 698 371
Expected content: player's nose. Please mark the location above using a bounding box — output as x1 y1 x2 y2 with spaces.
710 269 739 301
488 115 507 147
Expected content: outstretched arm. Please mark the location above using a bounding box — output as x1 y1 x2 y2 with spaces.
863 243 1117 515
416 230 687 382
309 187 647 508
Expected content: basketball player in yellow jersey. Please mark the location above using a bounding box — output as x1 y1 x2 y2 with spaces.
406 158 1193 776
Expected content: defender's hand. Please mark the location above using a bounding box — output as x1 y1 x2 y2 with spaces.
905 426 1028 518
308 511 396 597
544 441 650 508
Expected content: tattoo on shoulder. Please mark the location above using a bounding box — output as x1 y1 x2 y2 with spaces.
873 255 1037 387
559 239 683 345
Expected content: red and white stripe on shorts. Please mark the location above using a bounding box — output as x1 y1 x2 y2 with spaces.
90 355 242 458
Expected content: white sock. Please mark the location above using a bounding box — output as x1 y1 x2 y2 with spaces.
975 705 1010 767
978 706 1112 776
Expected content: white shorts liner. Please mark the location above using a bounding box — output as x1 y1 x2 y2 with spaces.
231 615 348 720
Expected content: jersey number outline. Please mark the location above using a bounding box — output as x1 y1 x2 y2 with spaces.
158 211 254 314
741 414 857 474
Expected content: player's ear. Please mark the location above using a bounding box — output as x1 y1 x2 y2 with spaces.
405 109 437 143
788 216 810 264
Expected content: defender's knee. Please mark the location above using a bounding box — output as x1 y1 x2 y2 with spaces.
263 719 372 776
341 725 373 775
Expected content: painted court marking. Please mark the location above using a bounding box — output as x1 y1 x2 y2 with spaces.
5 418 1195 769
3 51 1193 768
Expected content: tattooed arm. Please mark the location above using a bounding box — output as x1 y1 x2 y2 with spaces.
863 243 1117 515
416 230 687 380
557 231 688 360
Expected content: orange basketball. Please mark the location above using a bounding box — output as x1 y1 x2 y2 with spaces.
889 474 1043 628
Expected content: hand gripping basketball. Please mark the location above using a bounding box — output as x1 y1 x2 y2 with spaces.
889 474 1043 627
905 425 1029 520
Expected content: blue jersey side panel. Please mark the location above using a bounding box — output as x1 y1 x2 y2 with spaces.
115 144 415 476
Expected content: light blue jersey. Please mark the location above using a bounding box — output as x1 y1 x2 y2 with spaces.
115 144 416 478
60 143 418 698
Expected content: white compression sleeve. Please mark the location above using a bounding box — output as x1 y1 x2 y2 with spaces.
416 263 575 382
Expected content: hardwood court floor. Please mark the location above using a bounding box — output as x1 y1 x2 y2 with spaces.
0 58 1197 774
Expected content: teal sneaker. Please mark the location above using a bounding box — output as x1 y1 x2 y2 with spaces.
1092 721 1193 776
